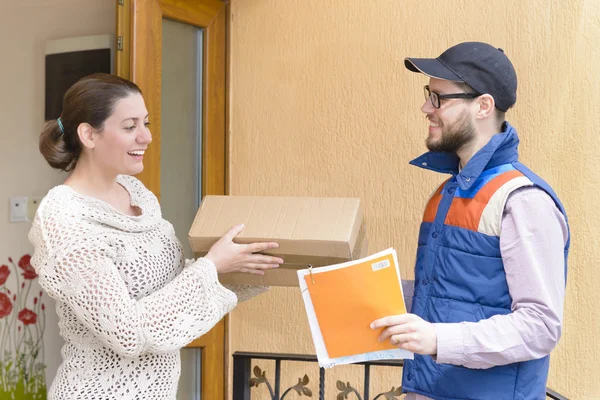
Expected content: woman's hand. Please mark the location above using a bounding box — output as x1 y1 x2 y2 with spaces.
205 224 284 275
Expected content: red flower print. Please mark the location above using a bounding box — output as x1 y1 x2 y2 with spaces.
18 308 37 325
0 292 13 318
0 265 9 285
18 254 38 280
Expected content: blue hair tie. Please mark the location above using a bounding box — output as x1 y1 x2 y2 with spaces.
57 117 65 137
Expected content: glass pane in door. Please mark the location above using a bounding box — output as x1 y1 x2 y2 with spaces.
160 18 204 400
160 18 203 259
178 348 202 400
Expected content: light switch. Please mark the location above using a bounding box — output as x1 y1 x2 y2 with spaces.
10 196 28 223
27 196 44 221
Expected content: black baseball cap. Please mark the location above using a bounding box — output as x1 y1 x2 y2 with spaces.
404 42 517 112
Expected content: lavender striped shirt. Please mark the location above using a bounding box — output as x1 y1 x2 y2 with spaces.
404 186 568 399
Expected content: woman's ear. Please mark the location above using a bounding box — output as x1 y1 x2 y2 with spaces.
77 123 96 149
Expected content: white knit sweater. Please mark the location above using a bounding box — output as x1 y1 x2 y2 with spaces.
28 175 262 399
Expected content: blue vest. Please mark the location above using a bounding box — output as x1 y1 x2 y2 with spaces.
402 123 570 400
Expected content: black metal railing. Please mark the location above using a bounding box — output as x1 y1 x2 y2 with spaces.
232 352 569 400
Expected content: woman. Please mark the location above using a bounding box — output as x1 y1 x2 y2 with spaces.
28 73 282 399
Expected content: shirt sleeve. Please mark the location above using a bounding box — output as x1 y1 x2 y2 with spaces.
31 216 238 359
433 187 568 369
222 285 269 303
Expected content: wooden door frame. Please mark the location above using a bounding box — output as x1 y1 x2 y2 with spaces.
116 0 229 399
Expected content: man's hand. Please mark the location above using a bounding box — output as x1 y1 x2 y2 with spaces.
371 314 438 355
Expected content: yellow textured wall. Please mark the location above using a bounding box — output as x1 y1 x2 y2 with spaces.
228 0 600 398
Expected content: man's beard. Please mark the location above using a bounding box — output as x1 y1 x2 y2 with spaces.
426 110 475 153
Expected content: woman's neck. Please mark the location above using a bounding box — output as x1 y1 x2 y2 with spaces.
64 158 121 201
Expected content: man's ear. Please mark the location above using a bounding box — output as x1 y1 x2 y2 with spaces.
77 123 96 149
476 94 495 120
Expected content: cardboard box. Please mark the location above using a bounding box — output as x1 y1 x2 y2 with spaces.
188 196 368 286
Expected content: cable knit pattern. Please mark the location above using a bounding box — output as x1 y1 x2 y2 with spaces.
28 175 248 399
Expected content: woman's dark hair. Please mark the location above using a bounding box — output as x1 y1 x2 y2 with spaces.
39 73 142 171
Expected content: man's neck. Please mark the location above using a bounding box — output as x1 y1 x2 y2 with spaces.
457 129 499 169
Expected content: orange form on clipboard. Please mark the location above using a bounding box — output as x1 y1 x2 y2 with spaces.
304 250 407 359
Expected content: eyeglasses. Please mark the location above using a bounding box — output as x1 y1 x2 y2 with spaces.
424 85 481 109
